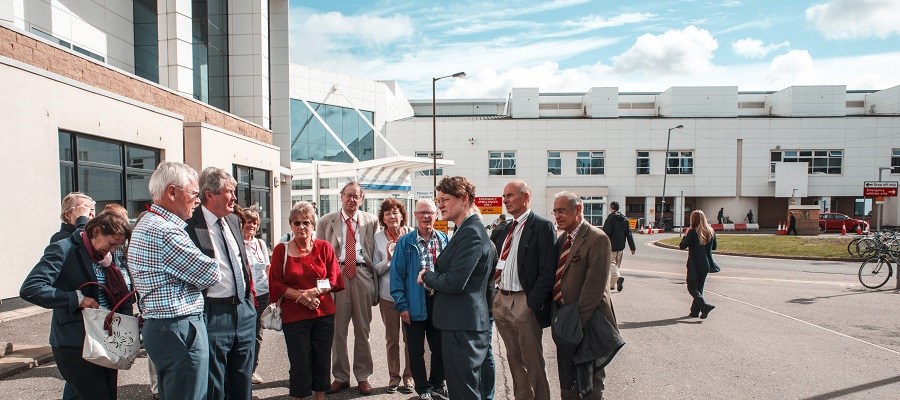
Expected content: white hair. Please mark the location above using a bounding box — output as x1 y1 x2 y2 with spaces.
199 167 237 204
149 161 198 201
554 191 582 209
416 198 437 211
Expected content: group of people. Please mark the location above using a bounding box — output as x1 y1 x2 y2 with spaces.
20 158 724 400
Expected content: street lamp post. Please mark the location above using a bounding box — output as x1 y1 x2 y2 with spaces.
878 166 891 232
432 72 466 189
660 125 684 230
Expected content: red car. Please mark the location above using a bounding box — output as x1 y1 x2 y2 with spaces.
818 212 866 233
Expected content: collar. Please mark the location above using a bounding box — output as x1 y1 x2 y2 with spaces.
150 204 187 228
567 219 586 240
201 205 222 229
341 209 358 223
512 209 531 225
417 228 437 243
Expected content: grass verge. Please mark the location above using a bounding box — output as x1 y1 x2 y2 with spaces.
658 235 855 258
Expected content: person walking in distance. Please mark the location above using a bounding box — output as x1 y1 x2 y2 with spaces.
679 210 718 319
717 208 725 224
602 201 635 293
493 180 555 400
787 212 798 235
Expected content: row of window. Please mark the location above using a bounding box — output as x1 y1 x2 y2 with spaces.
412 149 860 177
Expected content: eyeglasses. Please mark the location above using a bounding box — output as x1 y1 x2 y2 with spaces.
342 193 362 201
175 186 200 200
551 207 573 216
291 220 313 227
415 211 436 216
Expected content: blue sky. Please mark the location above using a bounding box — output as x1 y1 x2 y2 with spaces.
288 0 900 99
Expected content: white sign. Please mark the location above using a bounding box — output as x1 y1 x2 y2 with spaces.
416 191 434 199
864 181 899 188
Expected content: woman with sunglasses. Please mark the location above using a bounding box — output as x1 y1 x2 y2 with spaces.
269 201 344 400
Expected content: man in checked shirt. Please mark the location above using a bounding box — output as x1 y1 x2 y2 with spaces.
129 162 221 400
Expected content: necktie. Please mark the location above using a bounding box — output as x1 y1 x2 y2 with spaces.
552 235 572 302
344 217 357 279
495 220 518 284
218 219 244 299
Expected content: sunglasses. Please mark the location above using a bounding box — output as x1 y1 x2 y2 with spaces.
291 220 313 227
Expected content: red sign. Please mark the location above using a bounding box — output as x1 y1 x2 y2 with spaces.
864 188 898 197
475 197 502 207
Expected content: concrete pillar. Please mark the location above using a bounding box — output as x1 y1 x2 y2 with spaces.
269 0 291 237
157 0 194 97
228 0 270 128
645 196 656 228
674 195 684 228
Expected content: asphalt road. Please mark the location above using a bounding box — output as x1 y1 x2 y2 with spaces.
2 233 900 399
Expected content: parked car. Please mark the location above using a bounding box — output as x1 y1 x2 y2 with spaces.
818 212 866 233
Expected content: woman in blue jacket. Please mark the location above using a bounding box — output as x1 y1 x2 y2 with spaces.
21 210 133 400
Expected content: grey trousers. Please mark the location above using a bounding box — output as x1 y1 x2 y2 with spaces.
442 329 490 400
144 314 209 400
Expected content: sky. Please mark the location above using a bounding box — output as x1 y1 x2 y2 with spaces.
288 0 900 100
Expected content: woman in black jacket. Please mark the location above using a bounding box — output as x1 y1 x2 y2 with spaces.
21 210 132 400
679 210 717 319
50 192 95 244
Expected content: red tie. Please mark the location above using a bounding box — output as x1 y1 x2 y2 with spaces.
344 217 357 279
552 235 572 302
495 220 518 284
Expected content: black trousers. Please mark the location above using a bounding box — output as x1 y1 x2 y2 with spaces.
407 295 445 394
787 223 797 235
253 293 271 373
52 345 117 400
284 314 335 398
687 270 710 313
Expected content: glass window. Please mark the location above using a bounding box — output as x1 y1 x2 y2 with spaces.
290 100 375 163
855 198 873 217
636 151 649 175
576 151 604 175
771 149 843 175
416 152 443 176
892 149 900 173
192 0 229 111
548 151 561 175
582 200 604 226
666 151 694 175
235 165 272 247
489 151 516 176
134 0 159 83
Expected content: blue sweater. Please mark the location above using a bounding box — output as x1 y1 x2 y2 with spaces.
390 229 448 321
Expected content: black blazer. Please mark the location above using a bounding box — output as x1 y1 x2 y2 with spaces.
185 207 253 300
514 212 557 328
21 230 133 348
490 220 509 251
679 229 717 279
423 213 494 332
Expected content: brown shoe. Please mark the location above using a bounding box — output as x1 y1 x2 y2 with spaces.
327 381 350 394
358 381 373 395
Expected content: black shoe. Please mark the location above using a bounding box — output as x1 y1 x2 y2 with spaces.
700 304 715 319
387 385 399 393
431 387 449 400
617 277 624 292
399 384 414 394
689 311 700 317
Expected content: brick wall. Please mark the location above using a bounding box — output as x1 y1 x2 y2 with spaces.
0 25 272 144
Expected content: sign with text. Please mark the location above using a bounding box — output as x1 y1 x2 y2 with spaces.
433 220 449 234
476 197 503 215
863 181 899 197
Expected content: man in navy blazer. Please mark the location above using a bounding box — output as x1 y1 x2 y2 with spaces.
185 167 256 400
419 177 494 399
493 180 556 399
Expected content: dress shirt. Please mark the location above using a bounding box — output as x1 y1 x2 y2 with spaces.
498 210 530 291
128 204 220 319
415 230 443 272
340 210 364 263
202 206 243 298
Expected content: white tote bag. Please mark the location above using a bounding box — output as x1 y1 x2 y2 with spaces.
260 243 287 331
77 282 141 370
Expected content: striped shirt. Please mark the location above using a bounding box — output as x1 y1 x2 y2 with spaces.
91 262 110 310
128 204 220 319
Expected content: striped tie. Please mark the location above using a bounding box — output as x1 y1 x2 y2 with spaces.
494 220 518 284
552 235 572 302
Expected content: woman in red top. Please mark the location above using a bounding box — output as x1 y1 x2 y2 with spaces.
270 201 344 400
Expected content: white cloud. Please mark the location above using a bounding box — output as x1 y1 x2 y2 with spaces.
295 11 414 49
806 0 900 39
716 17 772 34
612 26 718 74
732 38 790 58
765 50 815 86
562 13 656 29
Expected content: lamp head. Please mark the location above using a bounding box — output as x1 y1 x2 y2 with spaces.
452 72 467 78
674 124 684 129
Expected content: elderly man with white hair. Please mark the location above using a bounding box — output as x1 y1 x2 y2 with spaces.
129 161 221 400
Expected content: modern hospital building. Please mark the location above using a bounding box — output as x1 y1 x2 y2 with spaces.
2 1 899 298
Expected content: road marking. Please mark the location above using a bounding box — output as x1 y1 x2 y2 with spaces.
628 268 853 287
708 290 900 357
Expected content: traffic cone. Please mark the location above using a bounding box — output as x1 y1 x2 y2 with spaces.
857 224 862 235
777 222 783 235
841 224 846 235
865 222 870 234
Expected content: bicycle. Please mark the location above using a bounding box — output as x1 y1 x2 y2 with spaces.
858 248 899 289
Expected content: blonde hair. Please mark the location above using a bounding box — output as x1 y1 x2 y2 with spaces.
60 192 93 223
690 210 715 245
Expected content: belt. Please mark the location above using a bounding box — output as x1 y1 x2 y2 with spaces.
499 289 523 296
556 299 567 306
341 261 366 266
206 296 243 305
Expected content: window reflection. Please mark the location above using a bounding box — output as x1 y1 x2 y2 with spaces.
290 100 375 163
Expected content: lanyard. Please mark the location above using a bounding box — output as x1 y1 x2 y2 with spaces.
246 239 265 263
501 218 526 261
145 204 165 219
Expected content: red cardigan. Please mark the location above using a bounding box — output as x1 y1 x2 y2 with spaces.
269 240 344 323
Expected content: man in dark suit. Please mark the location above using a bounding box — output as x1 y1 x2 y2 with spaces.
419 176 494 400
315 182 380 395
185 167 256 400
489 214 509 251
552 191 617 400
493 180 555 399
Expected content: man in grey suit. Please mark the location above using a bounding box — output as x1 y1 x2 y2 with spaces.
316 182 380 395
184 167 256 400
419 177 494 399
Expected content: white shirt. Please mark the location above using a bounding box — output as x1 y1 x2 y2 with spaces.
202 206 244 299
498 209 531 292
339 210 364 263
